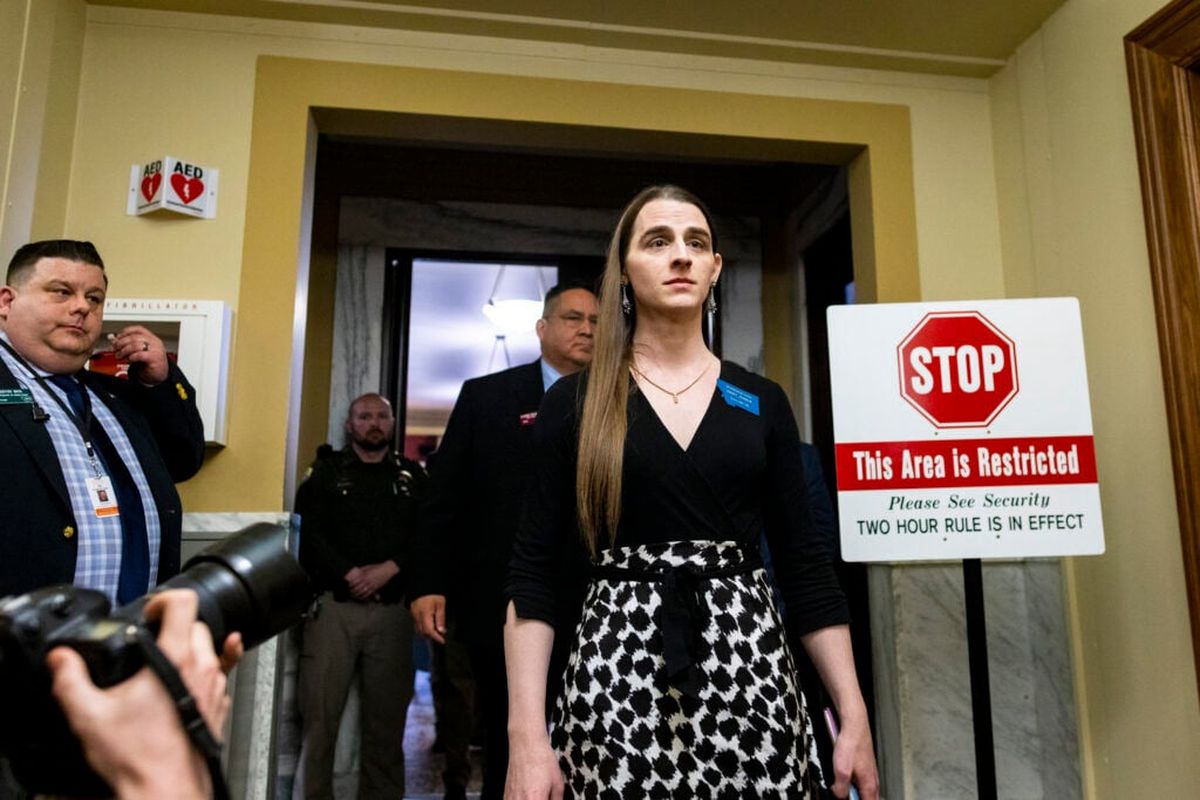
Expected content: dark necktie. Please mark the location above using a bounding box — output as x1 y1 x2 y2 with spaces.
47 374 150 604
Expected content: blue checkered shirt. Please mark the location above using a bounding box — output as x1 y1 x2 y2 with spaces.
0 334 160 603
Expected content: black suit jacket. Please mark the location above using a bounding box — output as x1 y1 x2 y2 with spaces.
408 360 546 643
0 358 205 598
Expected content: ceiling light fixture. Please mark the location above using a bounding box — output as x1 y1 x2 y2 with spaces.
481 265 545 333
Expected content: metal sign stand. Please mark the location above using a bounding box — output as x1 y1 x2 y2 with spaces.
963 558 997 800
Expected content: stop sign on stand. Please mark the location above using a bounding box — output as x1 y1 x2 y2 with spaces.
828 298 1104 800
897 311 1018 429
828 298 1103 562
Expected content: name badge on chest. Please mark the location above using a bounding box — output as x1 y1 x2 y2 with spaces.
0 387 33 405
716 380 760 416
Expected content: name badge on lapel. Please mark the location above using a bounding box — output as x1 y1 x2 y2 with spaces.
0 388 33 405
519 411 538 426
716 380 760 416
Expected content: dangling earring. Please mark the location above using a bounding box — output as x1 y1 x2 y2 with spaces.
706 282 718 314
621 281 632 316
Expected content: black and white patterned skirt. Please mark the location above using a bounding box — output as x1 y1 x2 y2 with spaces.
551 540 822 799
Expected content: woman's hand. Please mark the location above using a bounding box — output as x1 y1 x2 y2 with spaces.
798 625 880 800
827 709 879 800
503 605 560 798
504 734 564 800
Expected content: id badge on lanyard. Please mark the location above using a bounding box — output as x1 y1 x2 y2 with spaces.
78 395 121 520
52 375 122 519
86 475 121 517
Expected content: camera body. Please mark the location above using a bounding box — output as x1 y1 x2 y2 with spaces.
3 584 151 682
0 523 313 796
0 585 149 795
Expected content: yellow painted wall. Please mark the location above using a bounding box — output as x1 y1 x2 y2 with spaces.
0 0 86 258
990 0 1200 795
62 5 1007 512
64 3 1010 312
66 11 258 304
236 59 922 513
7 4 1194 795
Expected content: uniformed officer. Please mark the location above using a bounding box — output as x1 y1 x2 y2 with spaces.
295 393 426 800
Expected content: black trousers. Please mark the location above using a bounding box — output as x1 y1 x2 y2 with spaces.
432 623 475 792
467 635 508 800
0 757 27 800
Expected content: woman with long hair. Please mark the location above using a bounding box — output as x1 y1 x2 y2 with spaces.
504 185 878 799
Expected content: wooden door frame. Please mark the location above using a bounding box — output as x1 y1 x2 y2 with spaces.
1125 0 1200 694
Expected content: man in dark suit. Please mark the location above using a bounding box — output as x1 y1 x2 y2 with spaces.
409 282 598 799
0 240 204 604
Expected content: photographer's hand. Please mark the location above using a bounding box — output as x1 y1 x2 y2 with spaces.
46 590 231 800
220 631 245 674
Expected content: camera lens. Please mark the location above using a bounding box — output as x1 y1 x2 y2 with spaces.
0 523 312 798
145 522 312 649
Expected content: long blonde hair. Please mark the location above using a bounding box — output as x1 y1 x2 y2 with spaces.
576 185 720 554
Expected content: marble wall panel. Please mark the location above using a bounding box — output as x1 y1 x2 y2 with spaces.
872 560 1081 800
986 561 1081 799
713 214 765 374
181 512 290 800
326 244 385 444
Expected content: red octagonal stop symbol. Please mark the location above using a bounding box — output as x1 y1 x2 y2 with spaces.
896 311 1019 428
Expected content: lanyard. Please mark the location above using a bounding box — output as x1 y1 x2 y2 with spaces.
0 337 104 471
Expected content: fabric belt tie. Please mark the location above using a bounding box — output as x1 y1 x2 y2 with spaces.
591 553 761 700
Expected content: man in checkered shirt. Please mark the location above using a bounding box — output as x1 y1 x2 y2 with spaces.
0 240 204 605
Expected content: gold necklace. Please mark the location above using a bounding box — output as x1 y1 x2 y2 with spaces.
630 360 711 404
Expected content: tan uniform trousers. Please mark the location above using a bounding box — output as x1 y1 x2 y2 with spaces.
299 594 414 799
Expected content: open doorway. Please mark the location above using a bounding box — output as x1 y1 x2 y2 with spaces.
380 251 604 451
381 252 605 796
287 132 871 798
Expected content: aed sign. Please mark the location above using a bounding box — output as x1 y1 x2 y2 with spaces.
127 156 219 219
827 298 1104 562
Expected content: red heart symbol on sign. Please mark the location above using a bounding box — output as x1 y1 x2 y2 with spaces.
140 173 161 202
170 174 204 204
